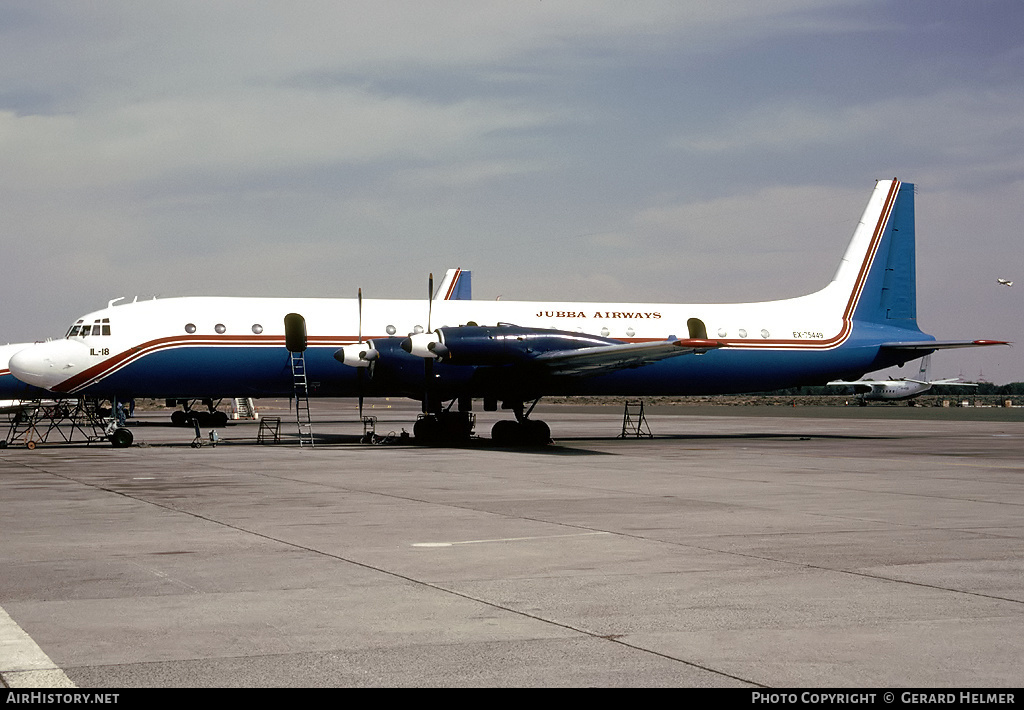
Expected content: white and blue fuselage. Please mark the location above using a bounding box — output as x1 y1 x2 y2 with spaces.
6 180 1000 405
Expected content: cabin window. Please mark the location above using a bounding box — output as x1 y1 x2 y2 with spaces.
600 327 610 337
717 329 727 338
101 318 111 336
386 325 397 335
626 327 635 337
67 320 84 338
185 323 197 334
252 324 263 334
761 329 770 339
81 325 92 336
215 324 226 334
413 325 424 334
738 329 747 338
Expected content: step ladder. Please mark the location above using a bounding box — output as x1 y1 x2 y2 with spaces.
257 417 282 444
620 400 653 438
289 352 314 447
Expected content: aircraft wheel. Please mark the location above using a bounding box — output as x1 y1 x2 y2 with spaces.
413 417 440 444
523 420 551 446
26 441 37 450
211 411 228 427
171 410 187 426
109 428 134 448
491 419 519 445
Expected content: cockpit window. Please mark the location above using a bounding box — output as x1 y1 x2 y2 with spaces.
66 318 111 338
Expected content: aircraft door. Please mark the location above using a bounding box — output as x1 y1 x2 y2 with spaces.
284 313 307 352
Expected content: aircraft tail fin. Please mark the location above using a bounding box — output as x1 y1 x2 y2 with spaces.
825 181 1009 354
917 353 931 380
827 179 920 329
435 268 472 301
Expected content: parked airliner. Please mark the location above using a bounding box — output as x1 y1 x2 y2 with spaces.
8 179 1005 445
828 355 979 404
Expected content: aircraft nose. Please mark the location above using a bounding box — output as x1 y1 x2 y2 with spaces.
9 340 88 391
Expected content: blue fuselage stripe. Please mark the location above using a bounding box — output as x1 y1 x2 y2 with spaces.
65 322 926 400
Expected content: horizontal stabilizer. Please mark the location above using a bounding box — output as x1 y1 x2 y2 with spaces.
880 340 1008 353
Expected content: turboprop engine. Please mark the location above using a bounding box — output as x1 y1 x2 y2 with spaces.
401 324 623 365
333 342 379 367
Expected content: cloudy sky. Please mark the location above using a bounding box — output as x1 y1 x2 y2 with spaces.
2 1 1021 382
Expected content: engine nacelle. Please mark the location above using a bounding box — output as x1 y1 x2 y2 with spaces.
333 342 380 368
428 324 621 365
401 331 445 359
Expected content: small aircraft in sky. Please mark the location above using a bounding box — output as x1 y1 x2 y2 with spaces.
997 278 1013 287
827 355 978 404
8 179 1007 446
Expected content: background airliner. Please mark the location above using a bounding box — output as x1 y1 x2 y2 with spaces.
8 179 1005 445
828 355 979 404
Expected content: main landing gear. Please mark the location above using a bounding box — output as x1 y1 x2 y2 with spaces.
413 410 475 444
411 396 551 447
167 399 229 427
489 399 550 447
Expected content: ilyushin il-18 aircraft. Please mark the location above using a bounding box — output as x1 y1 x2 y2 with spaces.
7 179 1006 446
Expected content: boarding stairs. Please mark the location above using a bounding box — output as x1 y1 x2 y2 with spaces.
232 397 259 420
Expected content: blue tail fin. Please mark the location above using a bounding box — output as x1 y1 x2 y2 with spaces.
435 268 472 301
852 181 919 328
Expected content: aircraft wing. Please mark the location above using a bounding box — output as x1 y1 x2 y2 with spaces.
535 338 721 377
921 379 979 387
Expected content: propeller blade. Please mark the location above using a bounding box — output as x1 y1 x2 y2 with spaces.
424 273 434 413
357 288 364 420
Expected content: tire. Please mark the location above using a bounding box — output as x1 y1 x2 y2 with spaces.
491 420 520 445
413 417 439 444
109 428 134 448
522 420 551 446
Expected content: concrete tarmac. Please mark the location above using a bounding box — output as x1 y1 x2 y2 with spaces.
1 400 1022 687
